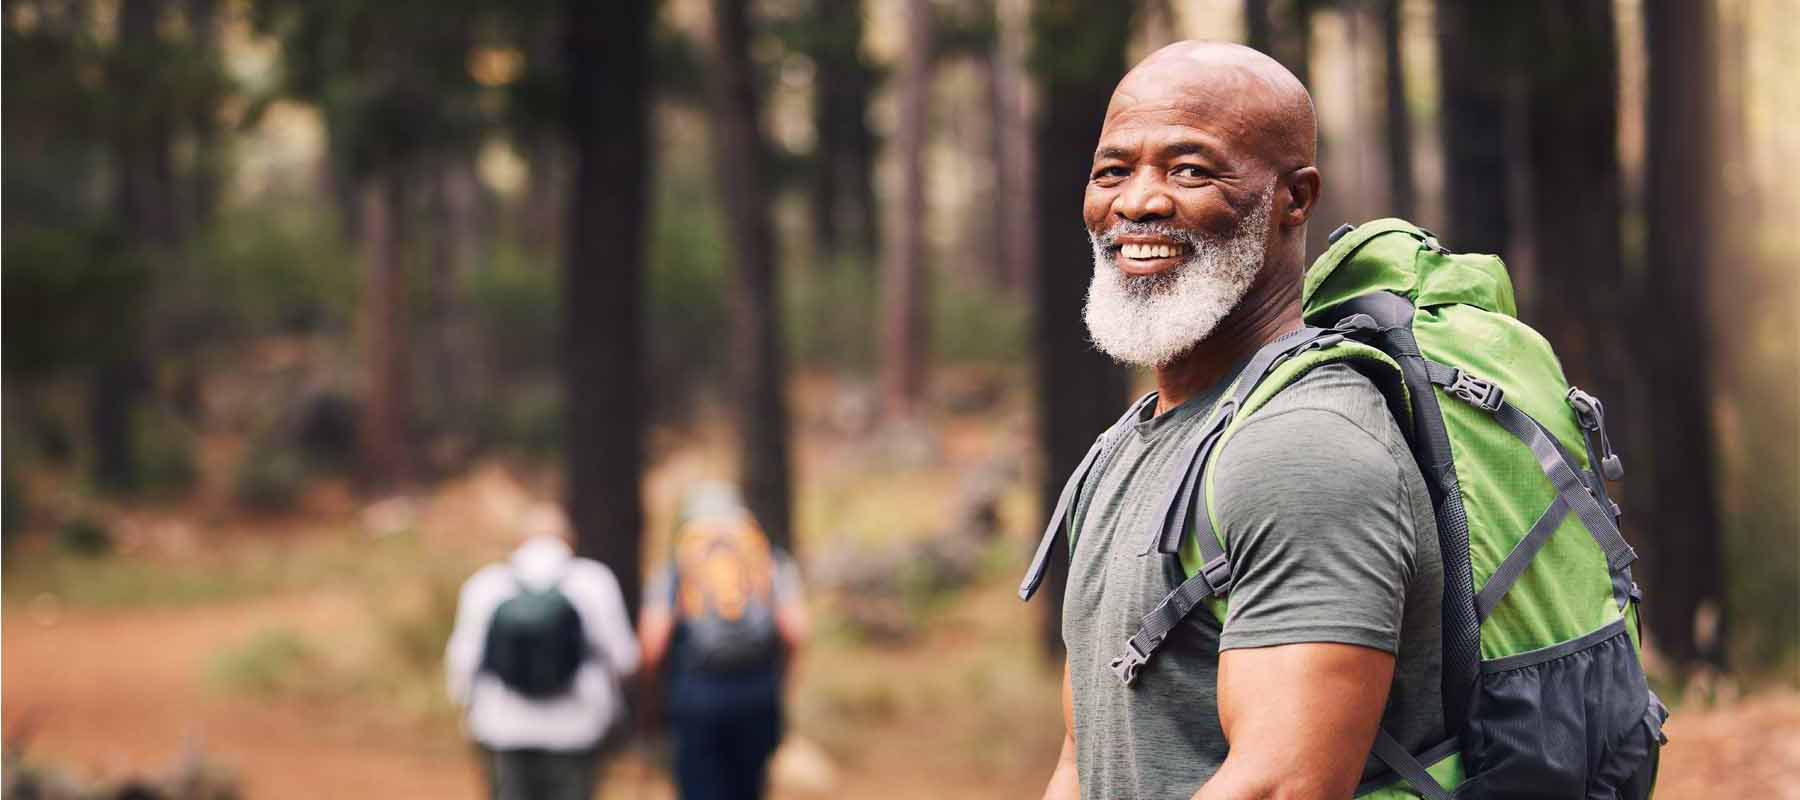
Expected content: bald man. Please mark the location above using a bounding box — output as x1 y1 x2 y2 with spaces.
1038 42 1443 799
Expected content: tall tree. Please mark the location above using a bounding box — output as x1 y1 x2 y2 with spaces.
1244 0 1312 85
995 0 1037 287
1640 0 1725 669
92 0 176 491
1433 1 1515 255
1031 0 1135 657
809 0 880 262
880 0 933 420
1518 1 1624 404
355 170 411 487
711 0 795 551
1379 0 1414 219
564 0 651 615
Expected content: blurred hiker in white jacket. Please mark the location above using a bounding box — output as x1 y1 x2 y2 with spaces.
446 504 640 800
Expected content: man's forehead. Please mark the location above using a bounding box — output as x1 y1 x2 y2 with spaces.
1098 40 1315 167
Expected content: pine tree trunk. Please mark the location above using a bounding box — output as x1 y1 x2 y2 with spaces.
996 0 1036 288
1640 0 1725 669
1032 0 1135 658
1380 0 1414 219
1519 1 1624 405
710 0 794 551
880 0 932 421
810 0 878 263
564 0 651 616
357 170 412 489
1434 0 1514 255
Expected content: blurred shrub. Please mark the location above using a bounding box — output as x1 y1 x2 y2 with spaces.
467 242 559 378
159 204 356 346
206 626 319 697
56 516 113 558
234 446 309 513
475 379 563 457
646 171 731 418
786 253 878 369
2 227 147 378
930 275 1028 365
3 472 24 553
131 405 200 496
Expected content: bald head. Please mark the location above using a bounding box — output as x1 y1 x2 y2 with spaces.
1109 41 1316 173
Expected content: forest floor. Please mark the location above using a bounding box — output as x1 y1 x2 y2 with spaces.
4 373 1796 798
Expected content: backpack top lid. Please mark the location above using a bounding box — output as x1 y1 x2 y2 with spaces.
1303 218 1518 320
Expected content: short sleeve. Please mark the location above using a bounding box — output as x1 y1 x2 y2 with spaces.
643 564 677 613
1212 406 1417 654
771 551 804 608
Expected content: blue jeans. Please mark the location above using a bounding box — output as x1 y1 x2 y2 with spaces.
670 703 783 800
481 747 598 800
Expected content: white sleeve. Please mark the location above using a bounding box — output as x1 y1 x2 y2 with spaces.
571 561 642 677
444 568 504 706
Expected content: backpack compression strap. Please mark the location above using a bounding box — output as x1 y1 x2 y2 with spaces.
1108 323 1364 686
1019 392 1159 602
1422 360 1638 618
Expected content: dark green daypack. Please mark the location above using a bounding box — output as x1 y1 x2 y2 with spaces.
1021 219 1666 798
481 571 588 698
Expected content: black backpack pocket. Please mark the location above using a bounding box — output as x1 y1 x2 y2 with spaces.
1459 619 1665 799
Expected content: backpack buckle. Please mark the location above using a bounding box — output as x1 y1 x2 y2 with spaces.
1109 638 1154 687
1448 370 1505 411
1199 554 1234 596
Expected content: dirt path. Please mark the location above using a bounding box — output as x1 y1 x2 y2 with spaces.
7 584 1794 799
4 591 483 800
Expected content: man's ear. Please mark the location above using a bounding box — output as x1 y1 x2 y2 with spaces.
1281 166 1321 228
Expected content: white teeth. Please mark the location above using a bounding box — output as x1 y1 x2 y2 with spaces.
1121 243 1182 259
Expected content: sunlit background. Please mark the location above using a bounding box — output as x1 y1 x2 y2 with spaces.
4 0 1796 797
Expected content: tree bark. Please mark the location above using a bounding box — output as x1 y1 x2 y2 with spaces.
996 0 1036 288
93 0 173 491
564 0 651 616
1519 1 1624 405
880 0 932 420
1032 0 1135 658
356 170 411 489
1640 0 1725 669
1380 0 1414 219
1433 1 1515 255
710 0 795 552
809 0 879 263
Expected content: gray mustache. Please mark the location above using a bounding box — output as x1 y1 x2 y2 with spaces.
1091 222 1205 250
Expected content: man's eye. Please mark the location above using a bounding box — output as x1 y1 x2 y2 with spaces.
1092 166 1129 181
1172 165 1210 179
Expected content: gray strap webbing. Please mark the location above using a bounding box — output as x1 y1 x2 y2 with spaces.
1020 393 1157 601
1475 495 1571 621
1425 363 1638 583
1370 728 1453 800
1108 553 1232 686
1155 325 1338 556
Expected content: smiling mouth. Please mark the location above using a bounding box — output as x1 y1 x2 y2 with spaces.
1118 242 1190 260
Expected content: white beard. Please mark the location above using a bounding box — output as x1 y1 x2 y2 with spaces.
1082 186 1274 368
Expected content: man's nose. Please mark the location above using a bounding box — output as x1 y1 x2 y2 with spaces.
1114 172 1175 222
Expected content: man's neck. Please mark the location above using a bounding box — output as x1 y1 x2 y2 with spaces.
1152 269 1303 415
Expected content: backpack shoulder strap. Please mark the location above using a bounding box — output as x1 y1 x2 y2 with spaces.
1108 326 1407 686
1018 391 1157 602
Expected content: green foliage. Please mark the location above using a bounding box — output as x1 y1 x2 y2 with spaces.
234 446 310 513
476 379 564 457
467 243 560 376
2 228 149 378
131 406 200 497
646 166 733 408
786 255 879 369
163 204 357 342
930 276 1029 364
207 627 320 697
56 516 114 558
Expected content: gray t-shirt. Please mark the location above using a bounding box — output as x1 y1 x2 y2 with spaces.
1062 363 1444 800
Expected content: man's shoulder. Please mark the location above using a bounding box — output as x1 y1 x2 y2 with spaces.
1236 362 1403 452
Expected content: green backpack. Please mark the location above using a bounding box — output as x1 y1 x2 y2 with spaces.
1020 218 1667 798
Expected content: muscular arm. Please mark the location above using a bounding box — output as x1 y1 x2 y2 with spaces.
1195 643 1392 800
1041 662 1080 800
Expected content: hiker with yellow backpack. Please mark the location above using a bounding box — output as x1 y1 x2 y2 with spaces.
640 481 810 800
1026 41 1662 799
